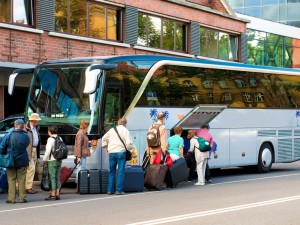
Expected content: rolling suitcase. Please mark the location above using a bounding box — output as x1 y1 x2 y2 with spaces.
60 165 77 187
78 170 89 194
89 169 101 194
100 169 109 194
123 166 144 192
144 164 167 190
165 158 188 188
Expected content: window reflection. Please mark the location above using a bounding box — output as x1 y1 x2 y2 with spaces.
0 0 34 25
55 0 121 41
138 13 187 52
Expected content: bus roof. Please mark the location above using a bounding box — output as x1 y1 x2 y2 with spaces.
42 54 300 74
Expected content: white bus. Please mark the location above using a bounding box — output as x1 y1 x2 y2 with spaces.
8 55 300 173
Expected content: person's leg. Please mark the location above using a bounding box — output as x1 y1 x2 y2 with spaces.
76 157 87 183
202 159 208 183
47 161 56 198
26 147 37 191
17 167 27 202
116 152 126 194
55 160 62 199
6 168 16 203
196 160 205 184
108 153 117 194
205 162 211 182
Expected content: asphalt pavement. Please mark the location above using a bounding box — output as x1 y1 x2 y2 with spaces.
1 162 300 225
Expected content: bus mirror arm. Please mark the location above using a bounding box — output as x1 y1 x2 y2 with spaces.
90 64 118 71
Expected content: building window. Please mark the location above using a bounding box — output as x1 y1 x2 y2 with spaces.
200 27 238 61
55 0 122 41
202 79 213 89
249 78 258 87
218 80 230 89
191 94 201 102
222 93 232 102
138 13 187 52
0 0 35 26
254 93 264 102
243 92 252 102
207 93 214 103
234 79 246 88
183 80 194 87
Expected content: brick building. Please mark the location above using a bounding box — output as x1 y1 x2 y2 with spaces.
0 0 248 118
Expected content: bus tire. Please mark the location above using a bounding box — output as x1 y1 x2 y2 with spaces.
257 143 273 173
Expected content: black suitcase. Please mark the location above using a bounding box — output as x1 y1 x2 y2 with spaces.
165 158 188 188
144 164 168 190
123 166 144 192
78 170 89 194
89 169 101 194
100 169 109 194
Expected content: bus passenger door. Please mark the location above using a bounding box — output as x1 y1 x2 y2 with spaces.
100 84 124 170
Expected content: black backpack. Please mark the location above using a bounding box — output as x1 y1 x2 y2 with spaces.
50 136 68 160
146 124 162 148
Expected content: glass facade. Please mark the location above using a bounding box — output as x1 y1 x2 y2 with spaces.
0 0 35 26
55 0 122 41
228 0 300 27
138 13 187 52
247 29 300 68
200 27 238 61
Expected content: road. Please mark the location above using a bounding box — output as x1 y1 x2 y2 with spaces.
1 162 300 225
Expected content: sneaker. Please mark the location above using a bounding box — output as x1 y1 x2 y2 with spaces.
56 195 60 200
26 188 37 194
107 192 115 195
116 192 125 195
45 195 56 200
6 200 15 204
19 199 27 203
194 182 205 186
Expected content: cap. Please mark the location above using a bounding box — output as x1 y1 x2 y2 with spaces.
14 119 25 126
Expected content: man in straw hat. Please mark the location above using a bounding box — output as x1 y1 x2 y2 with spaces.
25 113 42 194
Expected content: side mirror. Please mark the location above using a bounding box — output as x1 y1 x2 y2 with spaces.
8 68 34 95
84 64 117 94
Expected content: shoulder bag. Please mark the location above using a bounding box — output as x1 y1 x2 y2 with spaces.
0 133 14 168
113 126 132 161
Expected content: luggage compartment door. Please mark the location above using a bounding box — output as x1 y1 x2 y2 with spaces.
172 104 227 130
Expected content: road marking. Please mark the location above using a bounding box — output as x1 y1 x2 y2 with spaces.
1 172 300 213
126 195 300 225
209 172 300 186
0 191 155 213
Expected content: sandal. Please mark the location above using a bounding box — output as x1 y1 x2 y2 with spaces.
56 195 60 200
45 195 56 201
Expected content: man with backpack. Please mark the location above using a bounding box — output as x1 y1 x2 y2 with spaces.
146 112 167 164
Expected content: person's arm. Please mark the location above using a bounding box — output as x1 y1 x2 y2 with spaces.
43 137 53 162
189 139 195 153
160 126 167 153
124 128 134 151
179 138 184 157
74 132 84 163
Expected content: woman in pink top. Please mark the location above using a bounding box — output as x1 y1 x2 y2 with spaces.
194 124 213 183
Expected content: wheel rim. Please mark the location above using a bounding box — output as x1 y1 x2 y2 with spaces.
261 147 272 168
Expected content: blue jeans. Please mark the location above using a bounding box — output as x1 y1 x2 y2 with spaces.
108 152 126 193
76 157 87 183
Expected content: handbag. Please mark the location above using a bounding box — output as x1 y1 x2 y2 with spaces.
0 152 14 168
0 133 14 168
165 155 173 168
152 150 163 165
113 126 132 161
41 164 51 191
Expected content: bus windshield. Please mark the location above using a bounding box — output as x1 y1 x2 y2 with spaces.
27 64 101 134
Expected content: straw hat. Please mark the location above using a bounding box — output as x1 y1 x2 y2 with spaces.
29 113 42 121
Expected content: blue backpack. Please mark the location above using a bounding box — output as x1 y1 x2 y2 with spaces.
196 137 211 152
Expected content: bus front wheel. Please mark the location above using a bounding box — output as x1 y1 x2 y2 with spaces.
257 143 273 173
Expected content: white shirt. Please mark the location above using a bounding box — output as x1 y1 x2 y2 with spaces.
43 134 60 161
31 125 39 147
102 125 133 154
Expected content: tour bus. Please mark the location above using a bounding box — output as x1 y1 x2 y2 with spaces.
8 55 300 173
